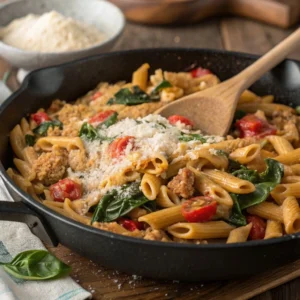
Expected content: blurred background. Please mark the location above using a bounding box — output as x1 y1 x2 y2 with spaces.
0 0 300 91
108 0 300 59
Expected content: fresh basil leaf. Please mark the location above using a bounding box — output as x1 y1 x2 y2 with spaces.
230 159 284 213
150 80 172 99
107 86 159 106
97 112 118 129
178 133 207 143
25 134 35 146
0 250 71 280
228 194 247 226
91 182 150 223
79 122 114 142
33 120 63 137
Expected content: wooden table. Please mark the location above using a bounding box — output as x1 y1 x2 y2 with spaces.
1 16 300 300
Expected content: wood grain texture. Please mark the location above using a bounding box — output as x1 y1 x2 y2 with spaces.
47 244 300 300
113 20 223 50
221 18 300 60
110 0 300 28
1 7 300 298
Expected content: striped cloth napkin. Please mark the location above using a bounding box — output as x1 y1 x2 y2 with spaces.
0 81 91 300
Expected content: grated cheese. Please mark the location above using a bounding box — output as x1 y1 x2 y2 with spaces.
70 114 223 196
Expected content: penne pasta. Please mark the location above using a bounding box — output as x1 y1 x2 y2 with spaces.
167 221 235 240
264 220 283 239
203 169 255 194
247 202 283 223
138 206 185 229
282 196 300 234
227 223 252 243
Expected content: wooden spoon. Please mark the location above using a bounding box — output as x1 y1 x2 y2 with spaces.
156 28 300 136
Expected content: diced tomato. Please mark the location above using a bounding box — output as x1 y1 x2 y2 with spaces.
91 91 103 101
118 218 144 231
31 112 51 125
88 110 116 126
235 114 276 138
181 196 217 223
246 215 266 240
168 115 194 127
190 67 212 78
108 136 135 159
50 178 82 202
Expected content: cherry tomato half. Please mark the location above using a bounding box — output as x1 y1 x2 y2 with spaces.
190 67 212 78
88 110 116 126
246 215 266 240
91 91 103 101
182 196 217 223
31 112 51 125
118 218 144 231
108 136 135 159
235 114 276 138
50 178 82 202
168 115 194 127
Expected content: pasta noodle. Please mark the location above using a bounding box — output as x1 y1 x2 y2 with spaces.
227 223 252 243
7 63 300 244
264 220 283 239
282 196 300 234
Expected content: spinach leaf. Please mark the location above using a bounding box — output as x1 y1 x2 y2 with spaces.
233 110 246 123
142 200 157 212
259 158 283 185
150 80 172 99
79 122 114 142
178 133 207 143
237 182 274 210
230 159 284 211
0 250 71 280
228 194 247 226
79 122 99 141
232 166 259 183
107 86 159 106
25 134 36 146
91 182 150 223
227 158 243 173
33 120 63 137
98 112 118 128
214 150 229 157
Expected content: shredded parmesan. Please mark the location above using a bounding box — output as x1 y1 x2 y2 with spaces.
0 11 106 52
69 114 223 195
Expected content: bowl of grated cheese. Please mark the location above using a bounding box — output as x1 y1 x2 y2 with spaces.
0 0 125 70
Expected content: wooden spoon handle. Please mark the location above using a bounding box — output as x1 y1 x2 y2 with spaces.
233 28 300 91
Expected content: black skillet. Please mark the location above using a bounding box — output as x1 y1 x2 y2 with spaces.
1 49 300 281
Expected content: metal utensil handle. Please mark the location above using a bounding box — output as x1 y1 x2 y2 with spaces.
0 201 58 246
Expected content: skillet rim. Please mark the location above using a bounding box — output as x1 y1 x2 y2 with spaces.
1 47 300 250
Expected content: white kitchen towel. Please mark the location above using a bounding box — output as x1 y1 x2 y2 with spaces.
0 175 92 300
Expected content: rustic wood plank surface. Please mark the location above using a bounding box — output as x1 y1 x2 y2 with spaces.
1 5 300 299
46 244 300 300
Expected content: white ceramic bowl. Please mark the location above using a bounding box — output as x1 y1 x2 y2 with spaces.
0 0 125 70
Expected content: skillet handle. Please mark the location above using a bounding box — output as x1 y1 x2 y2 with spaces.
0 201 58 247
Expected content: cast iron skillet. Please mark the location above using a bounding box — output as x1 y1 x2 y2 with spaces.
1 49 300 281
